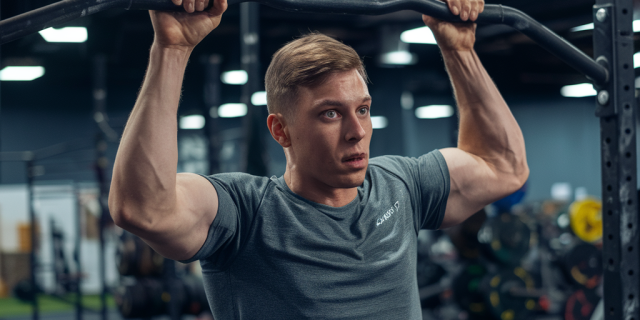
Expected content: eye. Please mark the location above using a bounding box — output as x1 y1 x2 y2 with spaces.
358 107 369 115
324 110 338 119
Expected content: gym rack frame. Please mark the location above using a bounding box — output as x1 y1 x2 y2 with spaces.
0 1 636 320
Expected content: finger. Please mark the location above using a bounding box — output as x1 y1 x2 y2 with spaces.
478 0 485 13
183 0 195 13
460 0 471 21
448 0 460 16
171 0 182 6
422 14 434 26
209 0 228 15
195 0 205 11
469 0 479 21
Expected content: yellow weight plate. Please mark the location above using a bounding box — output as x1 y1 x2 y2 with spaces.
569 198 602 243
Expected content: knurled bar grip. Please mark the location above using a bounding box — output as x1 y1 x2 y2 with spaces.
0 0 608 85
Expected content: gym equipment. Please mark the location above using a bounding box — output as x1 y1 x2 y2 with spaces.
447 209 486 260
561 242 602 290
416 259 447 308
114 276 209 319
569 199 603 243
0 0 607 85
483 267 542 320
116 231 165 277
564 289 601 320
452 263 492 320
477 214 531 266
115 278 166 318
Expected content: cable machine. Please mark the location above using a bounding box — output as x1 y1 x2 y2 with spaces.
0 0 635 319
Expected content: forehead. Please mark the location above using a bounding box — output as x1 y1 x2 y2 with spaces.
297 69 370 108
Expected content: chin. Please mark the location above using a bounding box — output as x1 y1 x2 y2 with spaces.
334 171 367 188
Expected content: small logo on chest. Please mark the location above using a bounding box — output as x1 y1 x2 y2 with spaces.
376 201 400 226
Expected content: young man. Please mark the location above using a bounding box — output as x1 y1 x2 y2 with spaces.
109 0 528 318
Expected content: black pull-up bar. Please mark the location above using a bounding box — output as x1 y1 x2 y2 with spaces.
0 0 608 85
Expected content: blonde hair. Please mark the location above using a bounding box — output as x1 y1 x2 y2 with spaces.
264 33 368 117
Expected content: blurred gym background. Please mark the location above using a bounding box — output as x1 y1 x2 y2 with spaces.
0 0 634 319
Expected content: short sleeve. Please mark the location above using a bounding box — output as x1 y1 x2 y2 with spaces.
179 173 271 270
369 150 450 230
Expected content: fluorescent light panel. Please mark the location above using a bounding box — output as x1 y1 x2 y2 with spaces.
371 116 388 129
634 52 640 68
221 70 248 85
401 26 437 44
571 20 640 32
179 115 205 129
415 105 454 119
218 103 247 118
560 83 597 98
379 51 417 65
251 91 267 106
39 27 87 43
0 66 45 81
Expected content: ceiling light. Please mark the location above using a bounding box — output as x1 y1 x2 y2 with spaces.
371 116 388 129
179 115 205 129
218 103 247 118
39 27 88 43
221 70 248 85
379 51 417 65
560 83 597 97
571 20 640 32
415 105 454 119
0 66 45 81
251 91 267 106
634 52 640 68
570 23 594 32
400 26 437 44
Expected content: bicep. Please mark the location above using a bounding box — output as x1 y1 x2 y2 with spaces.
439 147 519 228
143 173 218 261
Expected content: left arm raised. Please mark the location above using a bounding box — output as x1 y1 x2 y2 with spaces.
423 0 529 228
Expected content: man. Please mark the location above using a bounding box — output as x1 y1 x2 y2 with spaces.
108 0 529 318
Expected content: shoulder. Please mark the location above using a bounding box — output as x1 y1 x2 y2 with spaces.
200 173 275 197
368 150 446 177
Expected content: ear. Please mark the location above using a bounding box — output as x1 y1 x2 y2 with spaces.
267 113 291 148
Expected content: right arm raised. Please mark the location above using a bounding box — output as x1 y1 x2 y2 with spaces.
109 0 227 261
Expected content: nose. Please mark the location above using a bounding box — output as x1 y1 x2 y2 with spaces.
344 114 367 142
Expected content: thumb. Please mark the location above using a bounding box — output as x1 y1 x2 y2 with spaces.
422 14 440 28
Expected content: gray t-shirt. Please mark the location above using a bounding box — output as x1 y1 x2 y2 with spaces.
182 151 450 319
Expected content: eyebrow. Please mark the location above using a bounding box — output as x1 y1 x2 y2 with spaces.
312 95 372 109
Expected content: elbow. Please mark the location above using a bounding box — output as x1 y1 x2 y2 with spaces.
507 160 529 195
108 193 145 232
108 194 132 230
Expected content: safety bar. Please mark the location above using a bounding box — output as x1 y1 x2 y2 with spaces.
0 0 608 85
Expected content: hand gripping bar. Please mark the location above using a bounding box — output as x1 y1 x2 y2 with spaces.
0 0 608 85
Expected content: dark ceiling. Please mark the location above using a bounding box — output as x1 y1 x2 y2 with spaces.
0 0 639 116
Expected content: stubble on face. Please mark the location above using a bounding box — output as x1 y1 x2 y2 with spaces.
285 69 373 192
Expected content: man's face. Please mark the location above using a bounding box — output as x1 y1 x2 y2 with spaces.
286 69 373 189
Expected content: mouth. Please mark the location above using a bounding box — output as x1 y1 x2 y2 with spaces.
342 153 367 169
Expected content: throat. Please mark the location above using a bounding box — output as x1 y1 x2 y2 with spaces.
283 171 358 207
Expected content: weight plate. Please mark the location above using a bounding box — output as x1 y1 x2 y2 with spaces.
483 267 539 320
453 263 492 320
564 289 600 320
569 199 602 243
562 242 602 289
478 214 531 265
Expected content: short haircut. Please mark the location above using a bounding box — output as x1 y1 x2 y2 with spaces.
264 32 368 118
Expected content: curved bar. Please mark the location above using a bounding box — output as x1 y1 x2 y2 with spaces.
0 0 129 45
0 0 608 85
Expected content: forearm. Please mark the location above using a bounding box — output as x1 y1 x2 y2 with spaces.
443 49 528 179
109 43 192 229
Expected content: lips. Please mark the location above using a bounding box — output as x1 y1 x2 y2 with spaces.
342 153 367 163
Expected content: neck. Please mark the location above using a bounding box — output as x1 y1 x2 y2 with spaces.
283 165 358 207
